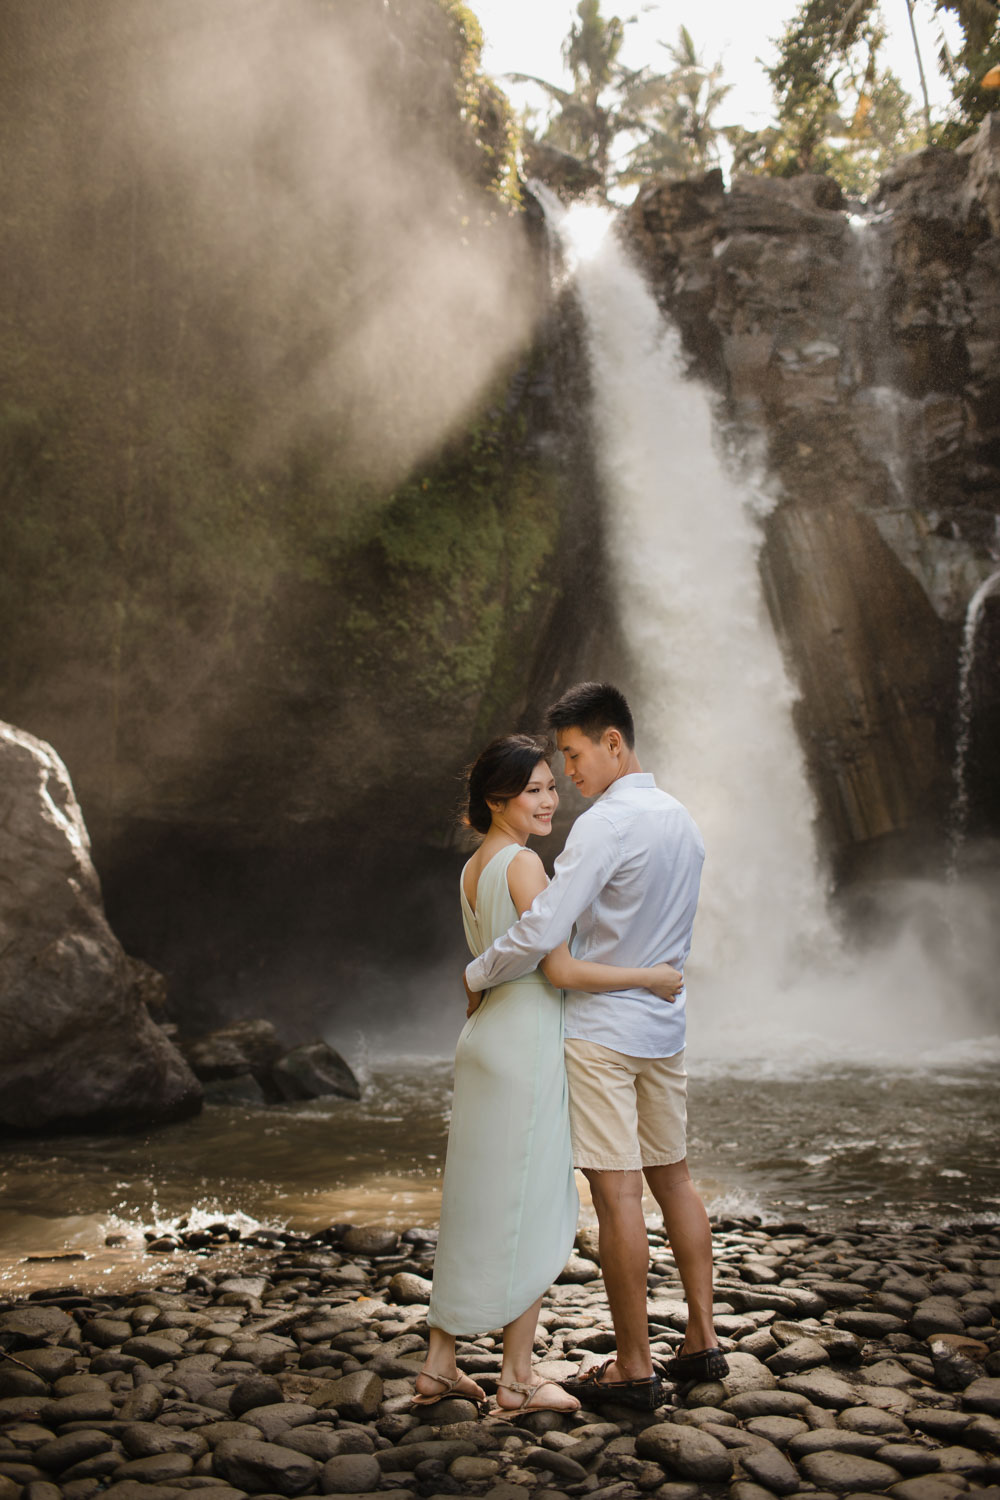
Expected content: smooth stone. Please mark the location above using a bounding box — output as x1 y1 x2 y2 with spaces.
962 1377 1000 1416
22 1483 62 1500
320 1371 383 1421
239 1405 317 1443
217 1279 269 1299
934 1442 999 1474
229 1376 284 1416
842 1407 911 1435
889 1480 970 1500
35 1432 113 1473
635 1423 733 1482
788 1429 888 1460
0 1368 50 1398
387 1273 432 1305
81 1320 133 1350
318 1453 381 1492
862 1360 922 1389
799 1450 903 1491
744 1415 808 1447
14 1349 76 1383
523 1446 588 1481
374 1440 478 1471
813 1327 864 1365
835 1310 907 1337
766 1338 831 1375
213 1437 320 1496
730 1486 779 1500
722 1390 812 1418
115 1453 195 1482
911 1301 965 1339
905 1409 972 1440
0 1309 76 1345
739 1439 801 1495
198 1421 264 1448
40 1394 115 1426
120 1337 184 1367
876 1444 942 1475
779 1371 859 1408
280 1428 344 1462
117 1386 164 1422
120 1425 208 1460
449 1455 500 1480
339 1227 398 1257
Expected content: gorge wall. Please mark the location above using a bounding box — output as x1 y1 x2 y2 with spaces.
627 116 1000 880
2 0 998 1048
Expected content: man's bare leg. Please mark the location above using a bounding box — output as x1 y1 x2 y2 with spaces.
643 1158 717 1354
583 1167 653 1380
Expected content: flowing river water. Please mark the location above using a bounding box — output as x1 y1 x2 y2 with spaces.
2 1044 998 1299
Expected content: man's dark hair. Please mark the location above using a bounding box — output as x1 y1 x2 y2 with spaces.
546 681 635 749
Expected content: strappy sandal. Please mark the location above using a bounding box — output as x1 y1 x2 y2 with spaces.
410 1369 488 1412
493 1376 581 1416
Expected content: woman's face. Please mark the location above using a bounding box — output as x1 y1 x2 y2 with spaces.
492 758 558 840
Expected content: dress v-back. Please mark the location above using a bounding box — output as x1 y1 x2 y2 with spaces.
427 844 578 1335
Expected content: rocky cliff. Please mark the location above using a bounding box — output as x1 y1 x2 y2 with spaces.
627 116 1000 873
0 723 201 1131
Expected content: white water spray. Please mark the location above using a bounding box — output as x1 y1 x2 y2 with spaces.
543 191 832 987
539 189 1000 1061
948 569 1000 875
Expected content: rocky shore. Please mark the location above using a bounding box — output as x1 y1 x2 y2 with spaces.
2 1217 999 1500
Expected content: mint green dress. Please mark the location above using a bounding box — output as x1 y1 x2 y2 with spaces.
428 844 579 1335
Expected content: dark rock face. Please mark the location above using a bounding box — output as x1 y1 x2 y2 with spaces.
180 1023 361 1104
627 119 1000 868
0 721 202 1131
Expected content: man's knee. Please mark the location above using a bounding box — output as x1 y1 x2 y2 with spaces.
643 1158 693 1195
584 1167 645 1216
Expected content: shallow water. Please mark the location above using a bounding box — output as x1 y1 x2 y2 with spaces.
2 1049 998 1298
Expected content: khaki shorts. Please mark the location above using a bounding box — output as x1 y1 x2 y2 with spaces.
564 1038 687 1171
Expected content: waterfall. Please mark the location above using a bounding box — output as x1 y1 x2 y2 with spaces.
948 569 1000 876
538 189 834 992
536 187 1000 1061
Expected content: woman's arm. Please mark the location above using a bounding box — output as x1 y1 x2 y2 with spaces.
507 850 683 1002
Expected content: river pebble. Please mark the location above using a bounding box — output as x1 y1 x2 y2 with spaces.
1 1218 999 1498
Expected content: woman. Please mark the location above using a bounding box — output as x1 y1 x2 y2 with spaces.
413 734 684 1416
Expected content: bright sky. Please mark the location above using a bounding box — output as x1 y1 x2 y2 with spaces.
473 0 960 135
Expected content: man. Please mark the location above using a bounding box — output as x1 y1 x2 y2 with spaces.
464 681 727 1410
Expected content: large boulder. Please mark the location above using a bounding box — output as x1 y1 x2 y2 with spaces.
0 722 202 1130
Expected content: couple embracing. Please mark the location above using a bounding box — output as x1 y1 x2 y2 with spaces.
414 681 727 1417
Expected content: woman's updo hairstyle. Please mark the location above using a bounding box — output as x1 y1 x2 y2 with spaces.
464 734 553 836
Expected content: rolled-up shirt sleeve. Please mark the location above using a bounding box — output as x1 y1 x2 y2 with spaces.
465 811 622 991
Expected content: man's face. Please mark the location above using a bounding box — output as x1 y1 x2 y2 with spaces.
556 726 618 800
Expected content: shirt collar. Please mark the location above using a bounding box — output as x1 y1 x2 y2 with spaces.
597 771 656 802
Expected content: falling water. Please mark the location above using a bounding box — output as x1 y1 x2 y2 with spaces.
948 569 1000 876
539 190 834 991
538 188 1000 1062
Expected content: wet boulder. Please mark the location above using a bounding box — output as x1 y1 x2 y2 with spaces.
0 721 201 1132
269 1040 361 1102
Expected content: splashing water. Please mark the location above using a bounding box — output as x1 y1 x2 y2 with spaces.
538 189 1000 1061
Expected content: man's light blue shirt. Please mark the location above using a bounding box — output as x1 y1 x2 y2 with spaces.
464 772 704 1058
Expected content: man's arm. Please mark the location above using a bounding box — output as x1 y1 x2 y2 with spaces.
465 812 621 992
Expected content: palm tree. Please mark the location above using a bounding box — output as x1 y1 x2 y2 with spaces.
619 27 733 181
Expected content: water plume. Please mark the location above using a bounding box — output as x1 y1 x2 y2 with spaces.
540 189 1000 1067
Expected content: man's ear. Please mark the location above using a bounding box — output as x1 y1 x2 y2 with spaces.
605 728 622 756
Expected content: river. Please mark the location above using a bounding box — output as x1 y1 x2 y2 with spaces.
3 1038 997 1299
